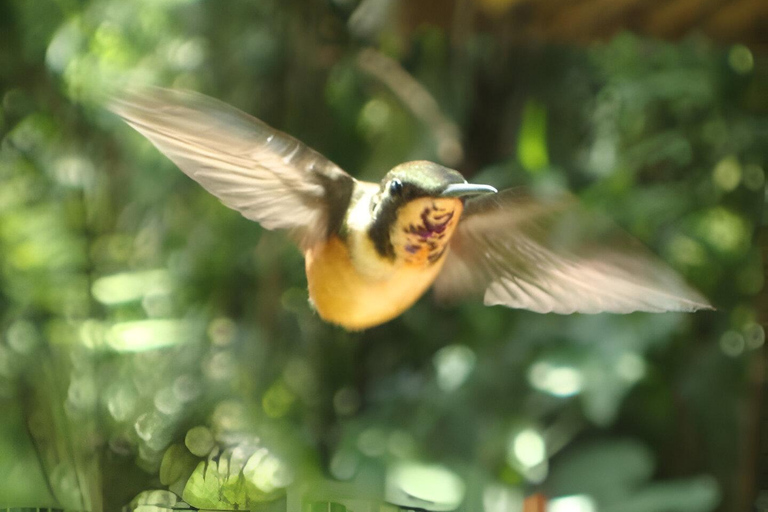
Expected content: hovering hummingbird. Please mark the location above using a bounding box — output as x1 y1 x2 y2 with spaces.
109 88 711 330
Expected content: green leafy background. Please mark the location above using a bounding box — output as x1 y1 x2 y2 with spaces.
0 1 765 511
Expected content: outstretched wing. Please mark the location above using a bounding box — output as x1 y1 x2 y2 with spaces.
109 87 355 248
434 189 712 314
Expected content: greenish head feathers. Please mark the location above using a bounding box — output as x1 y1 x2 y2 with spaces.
382 161 467 199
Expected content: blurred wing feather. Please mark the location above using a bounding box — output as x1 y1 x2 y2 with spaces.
434 189 711 314
109 87 355 248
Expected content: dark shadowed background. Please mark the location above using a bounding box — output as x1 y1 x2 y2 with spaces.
0 0 766 511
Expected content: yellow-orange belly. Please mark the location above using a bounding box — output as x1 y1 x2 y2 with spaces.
304 236 448 330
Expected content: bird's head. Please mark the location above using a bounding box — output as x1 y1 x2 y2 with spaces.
368 161 497 264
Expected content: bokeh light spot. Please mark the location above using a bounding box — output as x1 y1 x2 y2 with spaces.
135 412 164 442
358 98 392 139
53 155 95 189
173 374 202 403
154 386 182 416
330 449 359 481
744 323 765 350
106 383 138 422
719 330 745 357
510 429 546 468
107 319 189 352
358 427 387 457
434 344 476 392
712 156 741 192
548 495 597 512
243 448 293 494
46 20 84 73
386 462 465 511
528 362 583 397
729 45 754 75
616 353 645 382
92 269 172 306
483 484 524 512
6 320 39 355
262 381 295 418
207 317 236 347
698 207 750 257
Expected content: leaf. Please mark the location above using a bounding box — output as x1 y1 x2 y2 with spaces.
182 457 251 510
182 460 228 510
243 448 291 502
545 439 654 501
159 443 199 488
185 426 215 457
129 489 182 510
603 476 720 512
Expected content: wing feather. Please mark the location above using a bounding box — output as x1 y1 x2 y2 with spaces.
109 87 355 247
434 189 712 314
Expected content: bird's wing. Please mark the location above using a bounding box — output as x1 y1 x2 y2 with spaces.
109 87 356 249
434 189 712 314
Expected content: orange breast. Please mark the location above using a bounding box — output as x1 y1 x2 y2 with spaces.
304 236 449 330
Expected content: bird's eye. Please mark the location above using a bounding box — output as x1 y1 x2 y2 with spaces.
389 179 403 195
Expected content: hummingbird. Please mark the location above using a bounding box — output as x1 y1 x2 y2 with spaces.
109 88 711 330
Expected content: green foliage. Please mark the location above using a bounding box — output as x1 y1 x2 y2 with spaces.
0 1 765 511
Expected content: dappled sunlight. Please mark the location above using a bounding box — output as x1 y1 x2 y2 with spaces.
1 0 765 511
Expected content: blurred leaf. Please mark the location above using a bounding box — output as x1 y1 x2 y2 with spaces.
545 439 654 501
183 460 235 510
159 443 198 488
603 477 720 512
517 100 550 173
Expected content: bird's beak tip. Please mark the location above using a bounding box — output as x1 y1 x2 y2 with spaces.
441 183 498 198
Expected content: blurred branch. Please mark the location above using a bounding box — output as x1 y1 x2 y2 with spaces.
356 47 464 167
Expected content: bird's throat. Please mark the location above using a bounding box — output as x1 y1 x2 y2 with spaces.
390 197 463 267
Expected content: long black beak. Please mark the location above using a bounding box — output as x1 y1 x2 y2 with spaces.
440 183 498 198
